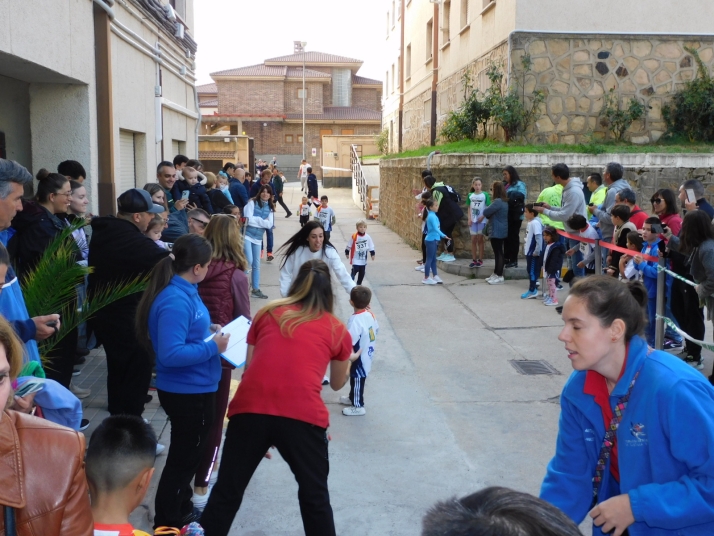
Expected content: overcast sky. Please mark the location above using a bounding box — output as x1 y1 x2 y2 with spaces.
194 0 390 86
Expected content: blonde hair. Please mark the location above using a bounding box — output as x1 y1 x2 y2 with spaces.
0 316 25 408
204 171 217 189
183 166 198 180
203 215 248 270
355 219 367 229
146 214 164 233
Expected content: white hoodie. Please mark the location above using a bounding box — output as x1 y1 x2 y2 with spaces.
279 245 356 297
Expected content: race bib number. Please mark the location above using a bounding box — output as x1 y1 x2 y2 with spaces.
300 206 309 216
580 241 588 255
355 241 368 260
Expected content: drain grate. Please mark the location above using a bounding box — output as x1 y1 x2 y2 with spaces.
510 360 561 375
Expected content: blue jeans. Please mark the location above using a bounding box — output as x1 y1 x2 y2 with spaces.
568 238 585 278
425 240 438 278
526 255 542 291
244 240 261 290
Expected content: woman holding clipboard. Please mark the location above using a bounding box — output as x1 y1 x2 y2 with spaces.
135 233 230 531
201 259 357 536
193 214 252 508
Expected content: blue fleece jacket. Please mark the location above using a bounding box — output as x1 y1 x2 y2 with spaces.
633 239 661 298
541 335 714 535
149 275 221 394
425 210 447 241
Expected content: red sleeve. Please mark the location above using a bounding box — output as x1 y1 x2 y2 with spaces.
332 321 352 362
668 215 682 236
246 314 262 345
231 269 251 321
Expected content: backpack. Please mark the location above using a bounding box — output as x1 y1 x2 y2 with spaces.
507 191 525 219
434 184 462 204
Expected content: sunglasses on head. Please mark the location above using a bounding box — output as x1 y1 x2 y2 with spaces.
190 217 209 228
211 213 237 219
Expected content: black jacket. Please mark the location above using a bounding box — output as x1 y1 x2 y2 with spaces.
176 181 213 214
544 242 566 276
432 185 465 228
88 216 169 323
8 201 67 280
206 189 232 214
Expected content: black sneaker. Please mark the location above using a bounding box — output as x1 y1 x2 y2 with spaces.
505 262 518 269
72 368 81 377
556 283 564 290
663 338 684 350
285 212 292 218
78 419 90 431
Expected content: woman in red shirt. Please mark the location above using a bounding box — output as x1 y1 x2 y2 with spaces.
200 259 355 536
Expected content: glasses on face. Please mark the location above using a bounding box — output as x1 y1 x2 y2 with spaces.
190 217 209 228
55 191 72 198
652 198 663 204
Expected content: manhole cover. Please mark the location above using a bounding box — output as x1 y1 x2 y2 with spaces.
510 360 560 375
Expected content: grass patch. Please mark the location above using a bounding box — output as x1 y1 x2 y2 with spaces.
362 154 383 162
383 139 714 159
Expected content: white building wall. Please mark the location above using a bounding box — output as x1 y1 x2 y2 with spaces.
0 75 31 167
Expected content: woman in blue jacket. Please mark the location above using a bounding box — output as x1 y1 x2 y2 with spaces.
541 275 714 536
135 233 230 531
243 185 275 299
422 198 449 285
479 181 509 285
503 165 527 268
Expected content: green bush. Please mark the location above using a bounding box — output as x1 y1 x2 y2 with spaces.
663 46 714 142
376 128 390 154
600 88 645 141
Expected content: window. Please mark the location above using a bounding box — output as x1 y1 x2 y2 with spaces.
406 44 412 79
385 71 389 95
442 1 450 42
341 129 354 135
119 130 137 194
396 57 400 89
426 19 433 61
460 0 469 28
391 64 395 94
386 12 390 36
297 89 307 99
320 129 333 137
391 0 395 27
285 135 293 143
297 135 304 143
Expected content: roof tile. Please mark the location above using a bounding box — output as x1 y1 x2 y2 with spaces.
211 64 331 79
199 99 218 107
285 106 381 121
197 83 217 94
199 151 236 160
264 51 363 65
353 75 382 86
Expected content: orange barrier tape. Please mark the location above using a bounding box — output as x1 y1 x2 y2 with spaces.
556 229 659 263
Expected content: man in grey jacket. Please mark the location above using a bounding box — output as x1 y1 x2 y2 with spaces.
533 163 588 277
590 162 630 244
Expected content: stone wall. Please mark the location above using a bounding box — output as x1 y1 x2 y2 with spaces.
380 153 714 258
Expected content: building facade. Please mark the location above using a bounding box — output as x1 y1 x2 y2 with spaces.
200 50 382 178
0 0 200 214
383 0 714 152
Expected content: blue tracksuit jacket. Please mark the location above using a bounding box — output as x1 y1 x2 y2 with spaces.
541 335 714 535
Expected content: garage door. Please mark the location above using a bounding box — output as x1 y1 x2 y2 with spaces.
118 130 136 195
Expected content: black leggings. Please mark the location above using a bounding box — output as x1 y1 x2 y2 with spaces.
275 195 291 215
351 265 366 285
504 218 522 264
421 232 427 263
201 414 335 536
491 238 505 276
670 277 704 359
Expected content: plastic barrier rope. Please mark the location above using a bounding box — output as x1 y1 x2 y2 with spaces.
656 265 698 288
657 315 714 353
556 230 659 263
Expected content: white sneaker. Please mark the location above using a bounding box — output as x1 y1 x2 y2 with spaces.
441 254 456 262
436 253 447 261
70 382 91 399
488 276 505 285
342 406 366 416
156 443 166 455
422 278 437 285
415 265 425 272
485 274 496 282
339 396 352 405
433 275 443 284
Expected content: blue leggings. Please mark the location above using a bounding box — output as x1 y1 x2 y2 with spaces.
425 240 438 278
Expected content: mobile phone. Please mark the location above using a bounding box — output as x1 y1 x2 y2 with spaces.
534 202 545 207
181 190 190 200
686 189 697 204
651 223 664 234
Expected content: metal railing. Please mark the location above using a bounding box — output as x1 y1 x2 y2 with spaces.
351 144 369 214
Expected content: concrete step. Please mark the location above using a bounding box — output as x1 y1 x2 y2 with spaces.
435 258 529 279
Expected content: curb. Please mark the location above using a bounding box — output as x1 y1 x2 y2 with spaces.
437 259 530 279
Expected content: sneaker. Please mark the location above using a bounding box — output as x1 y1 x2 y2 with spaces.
468 261 478 269
663 338 684 350
285 212 292 218
78 419 90 432
415 265 425 272
556 284 564 291
545 298 560 306
436 253 447 261
251 289 268 299
72 368 81 377
266 254 274 262
476 260 483 267
674 349 689 360
441 254 456 262
685 357 704 370
322 375 330 385
70 382 91 399
156 443 166 455
192 488 212 510
505 262 518 269
485 274 496 282
433 275 443 284
488 276 504 285
342 406 366 416
422 278 437 285
521 289 538 299
339 396 352 405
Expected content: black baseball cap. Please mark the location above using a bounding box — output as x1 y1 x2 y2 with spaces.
117 188 165 214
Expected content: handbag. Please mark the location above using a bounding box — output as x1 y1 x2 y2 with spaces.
4 505 17 536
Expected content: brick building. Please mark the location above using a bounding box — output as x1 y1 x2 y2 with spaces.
199 51 382 177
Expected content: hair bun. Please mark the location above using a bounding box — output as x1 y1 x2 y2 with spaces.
36 168 51 182
626 280 649 309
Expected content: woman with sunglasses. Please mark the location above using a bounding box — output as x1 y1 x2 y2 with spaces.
243 185 275 299
651 189 682 236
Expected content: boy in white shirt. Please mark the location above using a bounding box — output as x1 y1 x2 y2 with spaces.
521 204 544 299
566 214 600 275
345 219 375 285
316 195 336 243
340 286 379 416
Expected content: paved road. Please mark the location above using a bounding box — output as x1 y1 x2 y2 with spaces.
75 181 713 535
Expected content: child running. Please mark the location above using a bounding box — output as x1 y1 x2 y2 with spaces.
86 415 158 536
521 204 543 299
422 198 449 285
467 178 490 268
340 286 379 416
298 196 312 227
542 226 565 306
345 219 376 285
316 195 336 243
633 217 662 346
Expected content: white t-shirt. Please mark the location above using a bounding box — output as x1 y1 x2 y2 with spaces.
469 192 488 224
578 224 600 269
346 233 375 266
317 206 335 232
348 310 379 377
299 164 310 178
299 203 311 217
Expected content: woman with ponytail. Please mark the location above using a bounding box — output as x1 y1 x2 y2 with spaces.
541 275 714 536
201 259 357 536
135 233 230 531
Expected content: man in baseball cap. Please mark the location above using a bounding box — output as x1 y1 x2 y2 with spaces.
88 188 169 421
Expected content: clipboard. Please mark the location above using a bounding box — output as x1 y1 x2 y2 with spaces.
204 315 251 368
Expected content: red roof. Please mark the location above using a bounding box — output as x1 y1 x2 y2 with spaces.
285 107 381 121
353 75 382 86
199 151 236 160
197 83 217 94
264 51 363 65
211 64 331 79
